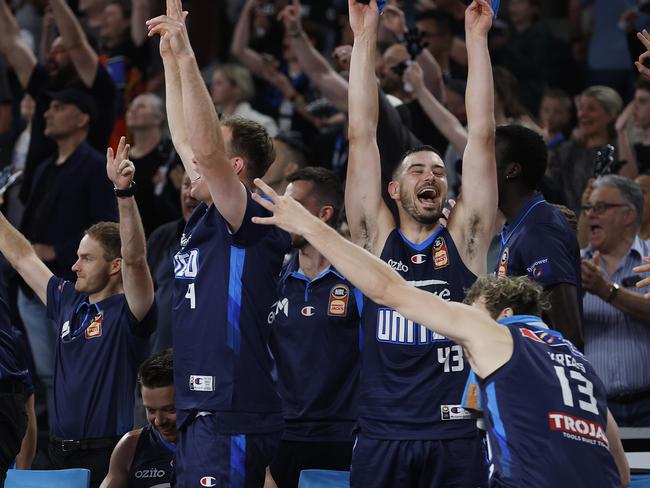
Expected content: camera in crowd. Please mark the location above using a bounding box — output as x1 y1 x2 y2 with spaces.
593 144 623 177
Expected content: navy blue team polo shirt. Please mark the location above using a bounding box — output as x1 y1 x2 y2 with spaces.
496 193 580 290
269 253 361 442
47 276 156 439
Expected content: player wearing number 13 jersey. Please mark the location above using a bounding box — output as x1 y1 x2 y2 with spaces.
344 1 497 486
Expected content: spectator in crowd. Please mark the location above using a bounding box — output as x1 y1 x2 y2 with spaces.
0 0 116 205
126 93 180 236
548 85 627 214
150 1 289 484
0 294 36 485
617 78 650 176
494 124 583 348
490 0 552 114
342 0 495 485
492 66 541 132
231 0 318 138
267 167 360 488
100 349 175 488
97 0 152 146
146 172 197 354
416 9 467 80
539 88 572 150
262 131 308 195
580 175 650 427
210 63 279 137
0 136 156 486
78 0 111 44
636 174 650 240
17 88 117 417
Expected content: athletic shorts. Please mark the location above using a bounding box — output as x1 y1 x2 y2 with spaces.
173 413 281 488
349 433 488 488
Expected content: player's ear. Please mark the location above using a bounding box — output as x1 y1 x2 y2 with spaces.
387 180 400 201
498 307 514 319
110 257 122 276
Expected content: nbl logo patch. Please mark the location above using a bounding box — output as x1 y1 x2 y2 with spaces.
497 247 509 277
433 237 449 269
85 311 104 339
328 284 349 316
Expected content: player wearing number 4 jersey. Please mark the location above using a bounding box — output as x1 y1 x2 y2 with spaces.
150 1 290 486
344 0 496 485
247 179 631 487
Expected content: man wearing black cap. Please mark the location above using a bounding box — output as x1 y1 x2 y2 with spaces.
16 88 117 424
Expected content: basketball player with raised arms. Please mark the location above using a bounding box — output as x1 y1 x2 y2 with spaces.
342 0 496 485
249 177 631 488
147 1 290 486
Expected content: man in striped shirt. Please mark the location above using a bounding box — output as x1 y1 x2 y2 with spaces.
580 174 650 426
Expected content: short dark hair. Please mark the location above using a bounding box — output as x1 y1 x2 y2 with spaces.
495 125 548 191
138 349 173 389
287 167 344 226
415 10 453 37
393 145 441 180
85 222 121 261
222 115 276 181
541 88 572 112
464 275 549 318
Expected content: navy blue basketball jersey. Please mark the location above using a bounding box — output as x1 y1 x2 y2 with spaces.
172 193 290 433
268 253 361 442
480 316 619 487
360 227 477 439
46 276 156 439
495 193 580 291
128 424 174 487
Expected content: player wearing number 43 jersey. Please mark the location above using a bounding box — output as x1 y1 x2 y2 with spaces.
343 0 497 485
245 181 631 488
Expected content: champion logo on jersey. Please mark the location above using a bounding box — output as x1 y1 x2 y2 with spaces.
301 306 316 317
328 284 349 316
433 237 449 269
200 476 217 487
498 247 509 277
85 311 104 339
411 253 427 264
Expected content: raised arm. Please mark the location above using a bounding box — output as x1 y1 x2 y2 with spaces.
131 0 151 47
346 0 395 253
0 212 52 304
406 62 467 154
49 0 98 87
106 137 154 321
158 24 196 178
230 0 267 78
148 0 247 230
0 0 36 88
251 178 513 378
278 0 348 110
446 0 497 277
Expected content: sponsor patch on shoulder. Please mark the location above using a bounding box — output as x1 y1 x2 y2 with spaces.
441 404 475 420
328 284 349 316
497 247 509 277
433 237 449 269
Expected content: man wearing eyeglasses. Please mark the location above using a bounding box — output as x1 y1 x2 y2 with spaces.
580 174 650 427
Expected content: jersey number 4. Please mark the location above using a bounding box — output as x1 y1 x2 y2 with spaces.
185 283 196 309
554 366 598 415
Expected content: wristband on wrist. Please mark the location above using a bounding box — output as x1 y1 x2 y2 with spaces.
114 181 137 198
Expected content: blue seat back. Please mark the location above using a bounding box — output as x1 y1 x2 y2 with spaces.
5 468 91 488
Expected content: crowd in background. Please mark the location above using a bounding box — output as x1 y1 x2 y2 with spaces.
1 0 650 479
